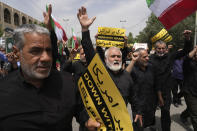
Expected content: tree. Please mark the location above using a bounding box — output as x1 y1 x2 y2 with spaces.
127 32 135 44
39 22 46 28
135 12 196 50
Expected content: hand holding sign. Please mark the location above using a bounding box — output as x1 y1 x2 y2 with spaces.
77 7 96 32
85 118 101 131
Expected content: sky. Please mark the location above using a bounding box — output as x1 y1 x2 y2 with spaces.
1 0 152 42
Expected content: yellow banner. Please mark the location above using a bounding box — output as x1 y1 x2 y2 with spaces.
78 54 133 131
96 27 126 48
151 28 172 43
96 40 124 48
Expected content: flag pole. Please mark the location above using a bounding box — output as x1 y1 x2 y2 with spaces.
194 11 197 46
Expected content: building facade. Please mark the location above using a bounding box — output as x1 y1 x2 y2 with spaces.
0 2 40 32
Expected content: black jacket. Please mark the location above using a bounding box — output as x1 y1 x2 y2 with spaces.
81 30 142 114
183 56 197 97
0 69 83 131
131 64 157 113
149 39 192 94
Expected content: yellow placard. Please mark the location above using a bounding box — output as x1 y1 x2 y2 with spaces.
74 53 80 60
151 28 172 43
78 53 133 131
96 27 126 48
96 40 124 49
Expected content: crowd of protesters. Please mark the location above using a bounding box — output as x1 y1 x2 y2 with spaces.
0 5 196 131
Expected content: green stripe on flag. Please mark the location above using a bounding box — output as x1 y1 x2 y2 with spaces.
71 28 74 49
146 0 155 7
46 5 55 29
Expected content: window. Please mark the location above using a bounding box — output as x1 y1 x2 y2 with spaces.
22 16 26 24
29 19 32 24
14 13 20 26
4 8 11 24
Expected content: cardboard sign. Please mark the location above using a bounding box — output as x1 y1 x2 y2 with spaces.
133 43 148 50
151 28 172 43
96 27 125 48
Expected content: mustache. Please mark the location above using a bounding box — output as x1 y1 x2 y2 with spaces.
113 61 121 64
36 62 52 68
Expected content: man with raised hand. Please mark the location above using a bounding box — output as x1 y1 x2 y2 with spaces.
149 30 193 131
77 6 142 130
126 48 157 131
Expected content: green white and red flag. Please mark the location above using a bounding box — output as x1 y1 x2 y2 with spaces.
71 28 79 49
46 5 68 42
147 0 197 30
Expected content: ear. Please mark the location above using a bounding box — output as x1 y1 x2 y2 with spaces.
12 45 20 58
104 57 107 63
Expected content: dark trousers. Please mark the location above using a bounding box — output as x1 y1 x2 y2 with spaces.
184 92 197 131
180 108 190 120
160 93 171 131
172 79 183 103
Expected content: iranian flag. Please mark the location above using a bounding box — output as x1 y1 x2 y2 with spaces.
46 6 68 42
147 0 197 30
71 28 79 49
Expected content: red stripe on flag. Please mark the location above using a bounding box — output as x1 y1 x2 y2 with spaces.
158 0 197 30
53 20 68 41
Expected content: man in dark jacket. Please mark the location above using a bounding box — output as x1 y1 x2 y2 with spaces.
0 23 84 131
0 5 95 131
183 46 197 131
126 48 157 131
149 31 192 131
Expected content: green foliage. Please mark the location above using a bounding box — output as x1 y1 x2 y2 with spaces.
135 13 196 50
39 22 46 28
34 21 38 24
127 32 135 44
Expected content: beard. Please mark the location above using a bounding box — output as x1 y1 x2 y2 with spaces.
106 59 122 72
20 53 52 80
80 57 86 63
156 51 165 56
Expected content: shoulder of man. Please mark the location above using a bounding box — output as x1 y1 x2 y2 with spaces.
0 70 18 86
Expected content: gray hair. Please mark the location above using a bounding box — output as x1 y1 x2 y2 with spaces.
13 24 50 50
134 48 147 56
155 40 166 49
104 46 122 58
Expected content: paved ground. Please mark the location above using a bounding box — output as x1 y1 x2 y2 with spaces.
72 98 194 131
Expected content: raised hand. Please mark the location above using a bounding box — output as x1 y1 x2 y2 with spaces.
43 4 52 31
77 6 96 32
132 52 139 62
183 30 192 40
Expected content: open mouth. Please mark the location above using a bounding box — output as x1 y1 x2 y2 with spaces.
113 62 120 65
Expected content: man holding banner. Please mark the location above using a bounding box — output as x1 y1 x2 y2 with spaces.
77 6 142 130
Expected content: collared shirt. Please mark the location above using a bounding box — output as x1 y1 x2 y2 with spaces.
131 64 156 112
0 69 81 131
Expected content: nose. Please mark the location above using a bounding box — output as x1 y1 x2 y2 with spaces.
40 51 52 62
115 56 121 61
